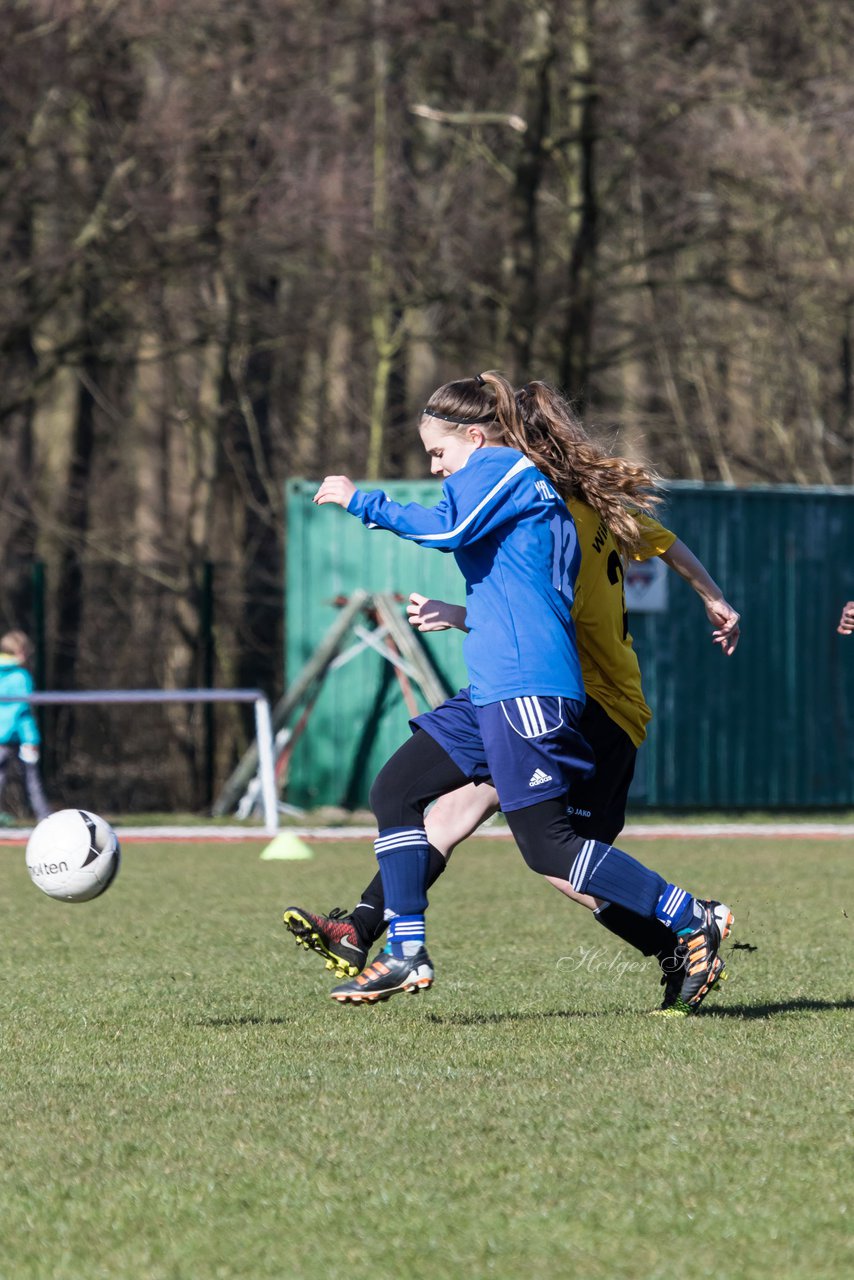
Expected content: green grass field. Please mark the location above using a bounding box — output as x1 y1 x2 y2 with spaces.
2 835 852 1280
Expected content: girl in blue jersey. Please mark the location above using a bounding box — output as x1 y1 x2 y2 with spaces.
313 371 730 1009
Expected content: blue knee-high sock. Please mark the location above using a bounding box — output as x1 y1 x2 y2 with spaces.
375 827 428 958
387 915 426 958
655 883 702 934
569 839 697 930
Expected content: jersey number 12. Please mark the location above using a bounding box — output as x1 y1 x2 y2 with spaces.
549 514 577 600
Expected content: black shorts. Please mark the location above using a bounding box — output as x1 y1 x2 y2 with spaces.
564 696 637 844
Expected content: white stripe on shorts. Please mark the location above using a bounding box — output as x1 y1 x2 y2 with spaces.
527 696 547 735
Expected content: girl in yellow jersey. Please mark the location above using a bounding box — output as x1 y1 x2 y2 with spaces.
403 505 738 843
558 499 739 841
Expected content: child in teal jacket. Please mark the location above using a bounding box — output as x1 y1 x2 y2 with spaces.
0 631 50 825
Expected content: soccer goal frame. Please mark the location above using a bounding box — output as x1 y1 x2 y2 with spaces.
0 688 278 834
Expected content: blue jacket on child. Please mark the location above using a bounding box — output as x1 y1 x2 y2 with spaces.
0 655 40 746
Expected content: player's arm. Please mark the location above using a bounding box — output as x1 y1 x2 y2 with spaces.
313 458 525 549
660 538 740 655
314 475 454 542
838 601 854 635
406 593 469 633
314 474 459 543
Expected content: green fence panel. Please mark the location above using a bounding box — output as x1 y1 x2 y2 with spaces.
285 479 854 811
630 483 854 809
285 480 470 811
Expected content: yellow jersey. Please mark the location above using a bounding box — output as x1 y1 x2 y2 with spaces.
568 500 676 748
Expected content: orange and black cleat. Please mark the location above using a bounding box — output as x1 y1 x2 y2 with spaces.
655 899 734 1015
330 947 434 1004
668 899 734 1014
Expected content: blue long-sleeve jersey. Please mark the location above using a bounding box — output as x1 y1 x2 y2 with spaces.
347 446 585 706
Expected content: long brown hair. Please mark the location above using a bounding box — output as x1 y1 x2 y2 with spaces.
421 372 660 552
512 381 661 552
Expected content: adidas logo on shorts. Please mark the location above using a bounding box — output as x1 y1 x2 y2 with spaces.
528 767 553 787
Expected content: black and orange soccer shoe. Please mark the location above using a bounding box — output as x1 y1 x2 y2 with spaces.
654 900 734 1017
282 905 368 979
329 947 434 1004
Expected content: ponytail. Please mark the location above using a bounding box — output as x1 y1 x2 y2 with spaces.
514 382 661 553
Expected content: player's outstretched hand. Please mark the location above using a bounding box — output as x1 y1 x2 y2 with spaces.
406 593 468 633
313 476 356 508
838 601 854 635
706 598 740 655
407 593 453 632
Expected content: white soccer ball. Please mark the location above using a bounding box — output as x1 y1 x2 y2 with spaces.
26 809 121 902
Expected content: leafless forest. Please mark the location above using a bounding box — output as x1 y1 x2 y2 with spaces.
1 0 852 812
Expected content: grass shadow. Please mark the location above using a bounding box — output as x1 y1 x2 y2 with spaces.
195 1015 295 1027
428 997 854 1026
702 998 854 1019
425 1008 624 1026
194 999 854 1030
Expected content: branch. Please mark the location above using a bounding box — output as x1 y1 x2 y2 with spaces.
73 156 138 251
410 104 527 133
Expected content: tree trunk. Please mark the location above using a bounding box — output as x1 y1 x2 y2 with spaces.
0 205 38 626
507 6 555 377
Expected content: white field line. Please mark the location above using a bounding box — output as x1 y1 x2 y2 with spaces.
3 822 854 844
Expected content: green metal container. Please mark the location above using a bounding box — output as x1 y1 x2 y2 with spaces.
285 479 854 811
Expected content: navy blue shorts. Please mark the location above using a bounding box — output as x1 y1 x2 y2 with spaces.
412 688 595 813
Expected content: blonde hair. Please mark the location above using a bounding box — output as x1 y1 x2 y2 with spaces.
421 373 660 553
1 630 32 662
